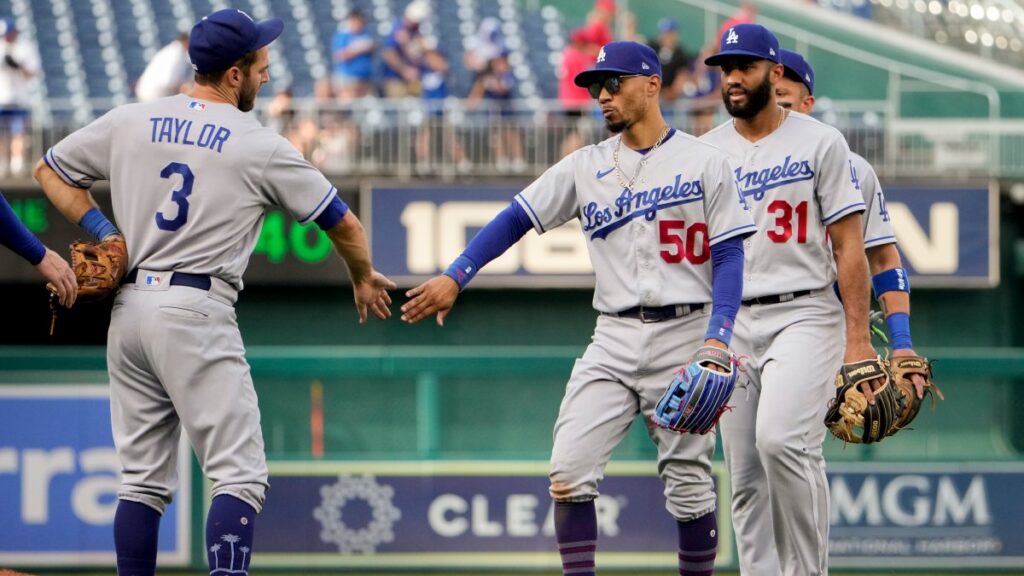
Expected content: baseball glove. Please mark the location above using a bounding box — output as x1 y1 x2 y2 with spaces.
824 356 900 444
653 346 739 435
887 354 943 436
66 237 128 300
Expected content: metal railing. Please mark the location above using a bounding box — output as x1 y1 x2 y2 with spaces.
10 96 1024 182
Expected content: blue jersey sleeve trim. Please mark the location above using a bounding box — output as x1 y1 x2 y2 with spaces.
864 234 896 248
822 201 866 225
44 148 89 189
515 194 546 233
314 194 349 230
299 186 337 224
709 223 757 244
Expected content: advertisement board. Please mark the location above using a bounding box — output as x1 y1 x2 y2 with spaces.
0 386 191 567
364 183 998 289
254 461 731 570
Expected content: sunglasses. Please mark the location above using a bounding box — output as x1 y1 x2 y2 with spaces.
587 74 643 99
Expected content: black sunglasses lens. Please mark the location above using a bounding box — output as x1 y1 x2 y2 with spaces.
588 76 623 99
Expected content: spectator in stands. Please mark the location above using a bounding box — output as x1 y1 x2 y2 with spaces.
648 18 692 102
468 49 524 173
381 0 428 97
416 38 471 174
586 0 616 46
557 26 599 156
0 17 39 177
463 17 505 76
331 9 375 101
135 32 193 102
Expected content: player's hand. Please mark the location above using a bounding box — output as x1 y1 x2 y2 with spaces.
37 248 77 308
352 270 396 323
401 275 459 326
892 347 927 399
699 339 729 373
844 340 884 405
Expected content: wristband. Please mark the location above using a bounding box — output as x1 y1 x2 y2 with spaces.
79 207 120 240
886 312 913 350
704 314 734 346
443 254 479 291
872 267 910 298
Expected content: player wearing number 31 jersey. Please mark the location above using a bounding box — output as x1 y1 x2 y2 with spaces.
34 9 394 575
700 24 875 576
401 42 755 576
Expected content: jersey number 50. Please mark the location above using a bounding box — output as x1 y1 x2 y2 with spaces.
155 162 195 232
659 220 709 264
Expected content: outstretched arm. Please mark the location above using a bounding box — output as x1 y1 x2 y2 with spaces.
1 190 77 306
325 209 396 323
401 201 532 325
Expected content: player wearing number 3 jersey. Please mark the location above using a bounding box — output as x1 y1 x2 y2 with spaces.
401 42 755 576
33 9 395 575
700 24 874 576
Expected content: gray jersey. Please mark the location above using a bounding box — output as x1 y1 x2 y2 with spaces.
700 111 865 299
515 129 756 313
849 152 896 249
45 94 337 289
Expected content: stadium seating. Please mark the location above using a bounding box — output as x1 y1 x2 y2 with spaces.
819 0 1024 68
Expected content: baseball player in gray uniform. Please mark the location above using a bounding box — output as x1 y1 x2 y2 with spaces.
33 9 394 575
400 41 755 576
700 25 878 576
775 49 927 400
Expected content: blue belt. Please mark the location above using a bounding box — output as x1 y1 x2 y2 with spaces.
742 289 813 306
123 269 212 291
605 303 705 323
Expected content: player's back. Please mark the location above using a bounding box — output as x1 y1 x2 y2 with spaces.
103 95 287 289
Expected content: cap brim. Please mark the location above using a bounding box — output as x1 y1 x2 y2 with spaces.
573 67 639 87
704 50 775 66
253 18 284 52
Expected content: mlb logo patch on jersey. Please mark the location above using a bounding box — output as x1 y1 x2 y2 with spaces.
145 274 162 286
187 100 207 111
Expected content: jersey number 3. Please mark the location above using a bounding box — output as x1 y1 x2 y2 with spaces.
155 162 195 232
659 220 709 264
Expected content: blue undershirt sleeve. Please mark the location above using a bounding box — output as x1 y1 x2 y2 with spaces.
444 201 533 289
704 234 744 344
0 192 46 265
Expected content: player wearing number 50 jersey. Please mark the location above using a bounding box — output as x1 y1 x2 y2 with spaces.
401 42 755 576
34 9 395 575
700 25 876 576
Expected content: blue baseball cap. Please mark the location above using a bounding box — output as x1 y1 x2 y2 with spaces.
657 18 678 34
780 49 815 95
189 9 284 74
704 23 780 66
574 41 662 87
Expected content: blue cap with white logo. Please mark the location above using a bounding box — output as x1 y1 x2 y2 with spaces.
704 23 780 66
574 41 662 87
189 9 284 74
780 49 815 95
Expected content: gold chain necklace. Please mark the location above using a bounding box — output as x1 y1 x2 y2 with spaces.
612 125 671 192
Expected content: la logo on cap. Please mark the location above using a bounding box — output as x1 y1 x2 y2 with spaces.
597 47 606 63
726 27 739 44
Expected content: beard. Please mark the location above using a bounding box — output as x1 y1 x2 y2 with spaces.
238 78 259 112
722 70 773 119
605 117 629 133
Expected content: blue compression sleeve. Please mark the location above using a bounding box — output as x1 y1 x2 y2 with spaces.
0 192 46 265
705 235 744 344
444 201 533 289
79 207 120 240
